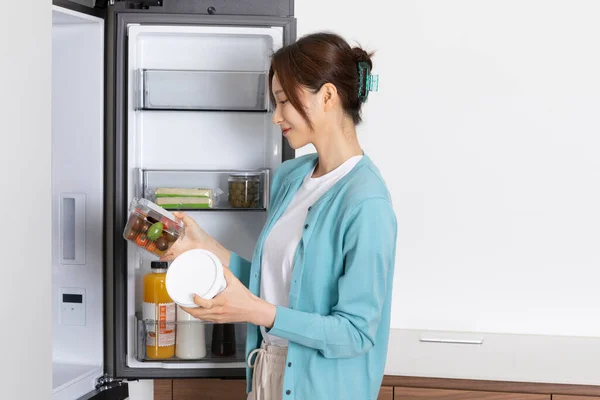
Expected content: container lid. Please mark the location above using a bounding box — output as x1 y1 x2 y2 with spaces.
129 197 184 235
150 261 168 269
166 249 226 308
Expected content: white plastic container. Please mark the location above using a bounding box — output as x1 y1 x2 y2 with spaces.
165 249 227 308
175 306 207 359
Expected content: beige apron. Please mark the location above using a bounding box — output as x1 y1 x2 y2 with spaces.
246 341 288 400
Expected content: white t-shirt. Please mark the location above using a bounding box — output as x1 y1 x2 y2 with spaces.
260 155 363 346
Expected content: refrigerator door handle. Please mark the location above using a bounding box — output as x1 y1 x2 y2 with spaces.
60 193 86 265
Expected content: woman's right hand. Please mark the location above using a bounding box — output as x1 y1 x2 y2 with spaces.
159 212 231 266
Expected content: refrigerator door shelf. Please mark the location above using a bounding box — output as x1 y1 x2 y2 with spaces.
139 168 270 212
137 69 269 112
135 315 246 364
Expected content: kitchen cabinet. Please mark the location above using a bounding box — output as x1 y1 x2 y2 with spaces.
553 397 600 400
172 379 247 400
160 378 600 399
394 387 549 400
378 386 393 400
162 380 394 399
154 380 172 400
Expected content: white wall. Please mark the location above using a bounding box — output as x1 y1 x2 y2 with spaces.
297 1 600 337
0 2 52 400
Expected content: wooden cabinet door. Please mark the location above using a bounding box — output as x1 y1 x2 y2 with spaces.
172 379 247 400
554 397 600 400
154 379 172 400
378 386 393 400
394 387 550 400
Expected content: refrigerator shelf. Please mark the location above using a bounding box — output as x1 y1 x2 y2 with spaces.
136 315 246 364
138 168 270 211
136 69 270 112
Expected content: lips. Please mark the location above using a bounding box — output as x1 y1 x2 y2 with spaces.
282 128 291 136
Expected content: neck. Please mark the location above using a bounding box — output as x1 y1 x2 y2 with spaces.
312 119 363 177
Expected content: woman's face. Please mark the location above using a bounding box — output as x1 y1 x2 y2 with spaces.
271 74 317 150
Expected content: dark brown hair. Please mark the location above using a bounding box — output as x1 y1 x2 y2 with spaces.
269 32 374 128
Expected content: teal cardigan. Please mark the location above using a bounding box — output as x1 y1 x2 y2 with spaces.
229 153 398 400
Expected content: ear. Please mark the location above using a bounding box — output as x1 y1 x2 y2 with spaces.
320 83 339 112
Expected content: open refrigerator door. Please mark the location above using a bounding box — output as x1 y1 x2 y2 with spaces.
52 5 129 400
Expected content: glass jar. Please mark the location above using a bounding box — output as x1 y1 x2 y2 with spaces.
228 173 261 208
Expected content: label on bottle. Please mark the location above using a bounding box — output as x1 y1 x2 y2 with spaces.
143 302 176 347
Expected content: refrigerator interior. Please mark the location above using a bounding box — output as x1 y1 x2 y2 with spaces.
51 6 104 399
126 24 285 369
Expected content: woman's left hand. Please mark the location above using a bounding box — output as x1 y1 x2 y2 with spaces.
181 267 277 328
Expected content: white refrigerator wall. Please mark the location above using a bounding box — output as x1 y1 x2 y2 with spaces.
52 7 104 398
126 25 284 369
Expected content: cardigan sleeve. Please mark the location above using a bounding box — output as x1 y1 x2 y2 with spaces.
228 251 252 288
266 197 397 358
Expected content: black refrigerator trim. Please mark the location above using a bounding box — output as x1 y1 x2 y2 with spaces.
53 0 107 18
109 0 294 17
76 382 129 400
105 11 297 379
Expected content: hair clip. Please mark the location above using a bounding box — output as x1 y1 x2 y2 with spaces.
358 61 379 103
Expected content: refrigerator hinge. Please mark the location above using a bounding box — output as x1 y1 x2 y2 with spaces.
95 374 126 389
109 0 163 8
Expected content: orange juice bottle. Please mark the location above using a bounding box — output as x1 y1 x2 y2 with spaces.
143 261 176 359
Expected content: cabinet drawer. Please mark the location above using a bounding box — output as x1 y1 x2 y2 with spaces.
173 379 247 400
154 379 172 400
378 386 393 400
394 387 550 400
553 397 600 400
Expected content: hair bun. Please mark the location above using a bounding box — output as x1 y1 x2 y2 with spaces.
352 47 373 69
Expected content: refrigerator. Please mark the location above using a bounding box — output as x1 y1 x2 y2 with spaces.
51 1 296 398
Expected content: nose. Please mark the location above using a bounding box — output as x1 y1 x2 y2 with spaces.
272 104 284 126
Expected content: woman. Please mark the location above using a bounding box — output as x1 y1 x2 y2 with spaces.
161 32 397 400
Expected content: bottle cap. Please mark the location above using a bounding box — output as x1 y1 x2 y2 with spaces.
150 261 169 269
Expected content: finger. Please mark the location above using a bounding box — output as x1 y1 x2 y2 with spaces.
173 212 193 225
172 211 186 219
182 215 198 229
193 294 214 309
172 212 188 227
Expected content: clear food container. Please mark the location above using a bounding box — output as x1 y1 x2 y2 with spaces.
123 198 185 257
228 173 262 208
